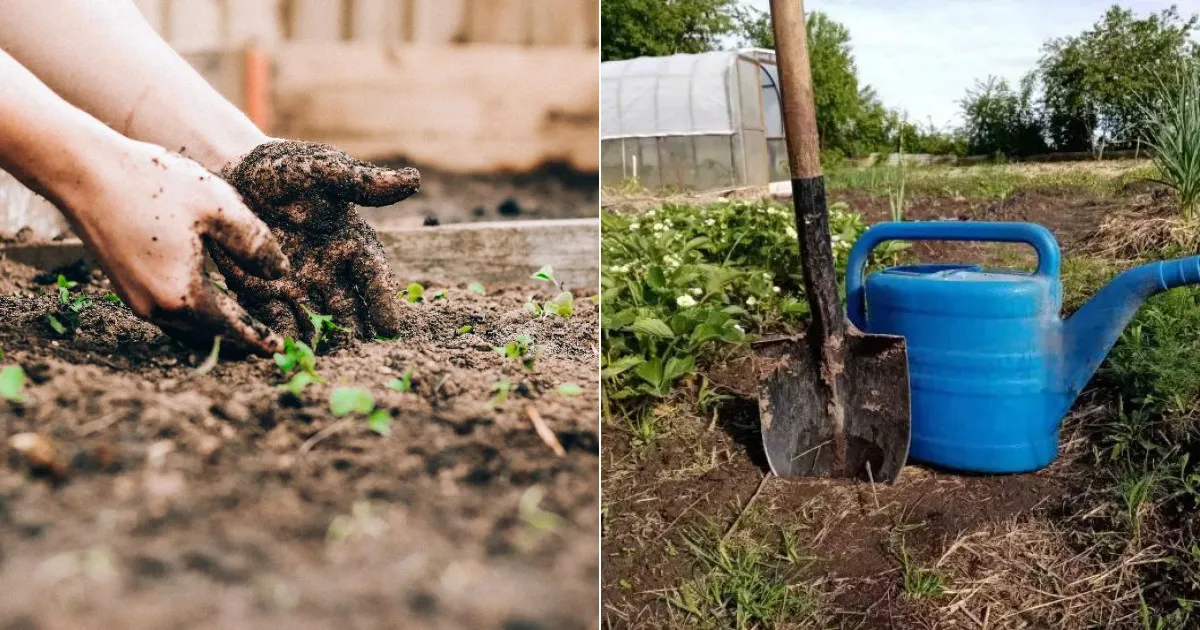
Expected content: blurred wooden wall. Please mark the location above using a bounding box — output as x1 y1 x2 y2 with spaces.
132 0 599 51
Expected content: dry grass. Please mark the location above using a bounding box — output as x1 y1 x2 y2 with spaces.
927 518 1154 629
1089 191 1200 259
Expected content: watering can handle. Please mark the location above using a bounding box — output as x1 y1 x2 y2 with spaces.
845 221 1062 329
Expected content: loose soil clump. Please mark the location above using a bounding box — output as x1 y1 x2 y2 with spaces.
0 260 599 629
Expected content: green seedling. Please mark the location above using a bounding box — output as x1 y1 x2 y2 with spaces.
557 383 583 396
387 369 414 393
431 290 447 301
543 291 574 318
531 265 555 283
0 365 26 403
457 324 473 335
280 371 318 396
275 338 319 377
375 334 400 342
102 293 123 305
194 335 222 375
47 275 91 335
489 378 513 408
468 282 486 295
494 334 538 371
330 386 392 436
302 306 345 352
402 282 425 303
524 298 543 316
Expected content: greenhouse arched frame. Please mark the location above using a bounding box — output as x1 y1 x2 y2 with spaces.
601 48 788 191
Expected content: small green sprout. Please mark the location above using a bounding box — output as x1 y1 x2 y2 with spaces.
0 365 26 403
457 324 473 335
303 306 345 352
489 378 513 408
432 290 447 301
543 292 574 318
402 283 426 303
557 383 583 396
524 299 543 316
280 371 318 396
494 334 537 370
387 369 414 393
102 293 123 305
375 334 401 342
330 387 392 436
194 335 222 375
531 265 555 283
468 282 486 295
47 274 90 335
275 338 319 377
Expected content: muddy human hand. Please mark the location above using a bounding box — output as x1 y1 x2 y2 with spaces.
214 140 421 344
69 143 290 356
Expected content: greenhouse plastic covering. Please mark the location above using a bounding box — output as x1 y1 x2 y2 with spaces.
602 51 745 139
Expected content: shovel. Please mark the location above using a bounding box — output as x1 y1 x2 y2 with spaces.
754 0 911 483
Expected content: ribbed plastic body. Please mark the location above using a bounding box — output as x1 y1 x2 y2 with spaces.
863 265 1066 472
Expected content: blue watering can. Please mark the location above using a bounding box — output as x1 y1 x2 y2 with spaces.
845 221 1200 473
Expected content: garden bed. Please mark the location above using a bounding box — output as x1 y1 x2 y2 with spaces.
0 255 599 629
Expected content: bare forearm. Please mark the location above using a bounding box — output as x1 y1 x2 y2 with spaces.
0 0 265 171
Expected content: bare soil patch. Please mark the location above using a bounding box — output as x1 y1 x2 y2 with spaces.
0 259 599 629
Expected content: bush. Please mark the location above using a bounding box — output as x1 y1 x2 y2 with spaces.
1141 63 1200 219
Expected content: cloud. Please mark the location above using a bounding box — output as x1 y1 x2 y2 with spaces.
744 0 1198 127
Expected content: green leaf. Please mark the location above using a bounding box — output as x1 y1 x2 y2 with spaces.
468 282 486 295
601 355 643 379
664 356 697 381
274 351 297 372
367 408 392 436
489 378 513 408
103 293 123 305
375 334 400 342
46 314 66 335
404 283 425 303
432 290 448 301
457 324 474 335
634 358 665 389
525 299 543 315
646 266 667 290
557 383 583 396
544 292 574 318
631 318 674 338
279 371 316 396
531 265 555 283
0 365 25 402
330 387 375 417
388 369 413 393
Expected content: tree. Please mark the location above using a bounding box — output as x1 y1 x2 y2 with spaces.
601 0 739 62
960 75 1048 157
1037 5 1200 151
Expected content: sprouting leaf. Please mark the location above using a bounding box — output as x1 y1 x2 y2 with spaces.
457 325 473 335
468 282 486 295
404 283 426 303
275 338 317 376
525 299 543 316
46 314 67 335
330 387 375 417
489 378 513 408
0 365 25 402
388 369 414 393
103 293 123 305
531 265 555 283
544 292 574 318
280 371 316 396
557 383 583 396
303 306 344 351
194 335 222 375
432 290 448 301
367 408 392 436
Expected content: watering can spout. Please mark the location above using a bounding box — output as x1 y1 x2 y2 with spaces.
1061 255 1200 399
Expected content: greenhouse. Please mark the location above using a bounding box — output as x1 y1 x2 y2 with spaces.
600 48 787 191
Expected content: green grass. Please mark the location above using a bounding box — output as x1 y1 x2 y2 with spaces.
826 161 1157 200
895 541 946 600
1141 62 1200 218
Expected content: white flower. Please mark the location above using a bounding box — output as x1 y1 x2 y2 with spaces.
746 297 758 306
762 272 772 279
630 222 640 230
690 287 703 296
704 218 716 227
733 324 745 334
646 209 657 217
676 295 697 308
653 222 665 232
785 226 798 239
773 286 781 293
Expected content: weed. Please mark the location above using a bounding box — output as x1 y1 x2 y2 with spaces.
627 408 661 451
895 540 946 599
468 282 486 295
494 334 538 371
329 387 392 436
457 324 473 335
0 365 25 402
387 369 413 393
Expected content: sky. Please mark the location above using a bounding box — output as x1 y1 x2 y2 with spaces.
743 0 1199 129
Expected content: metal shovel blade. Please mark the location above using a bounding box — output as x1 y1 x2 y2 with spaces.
754 329 911 483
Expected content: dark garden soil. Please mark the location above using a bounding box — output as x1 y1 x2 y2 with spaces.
601 187 1138 629
0 259 599 629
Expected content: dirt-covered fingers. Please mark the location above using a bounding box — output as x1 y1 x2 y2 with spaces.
351 241 403 338
203 202 288 279
152 281 283 357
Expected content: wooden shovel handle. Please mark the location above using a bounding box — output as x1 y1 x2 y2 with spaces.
770 0 821 179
